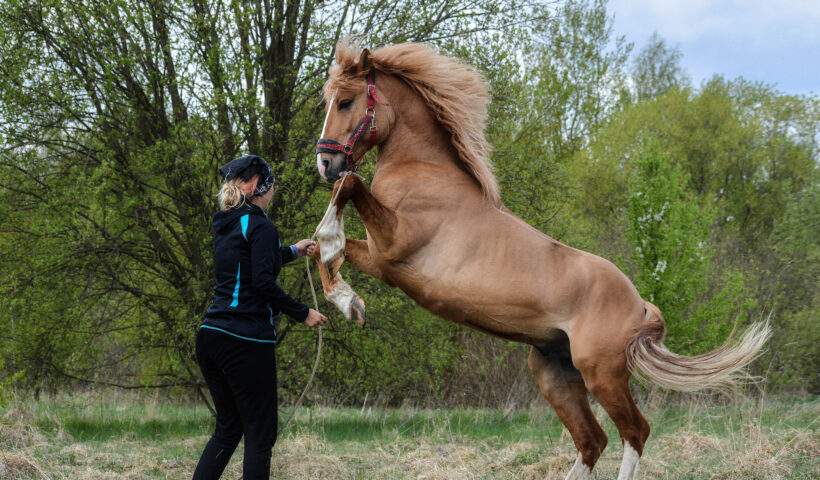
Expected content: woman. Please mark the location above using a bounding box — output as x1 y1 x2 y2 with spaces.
194 155 327 479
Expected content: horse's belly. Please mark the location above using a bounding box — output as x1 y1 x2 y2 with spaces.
383 261 566 343
369 212 594 342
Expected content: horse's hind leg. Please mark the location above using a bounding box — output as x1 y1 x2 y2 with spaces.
528 344 607 480
575 356 650 480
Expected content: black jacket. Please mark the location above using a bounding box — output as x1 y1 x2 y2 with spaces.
202 203 309 342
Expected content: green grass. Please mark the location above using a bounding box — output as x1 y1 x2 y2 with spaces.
1 392 817 479
292 407 567 444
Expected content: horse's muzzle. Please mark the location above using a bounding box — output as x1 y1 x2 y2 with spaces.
317 151 347 182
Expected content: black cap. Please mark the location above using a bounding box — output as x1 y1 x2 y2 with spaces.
219 155 274 196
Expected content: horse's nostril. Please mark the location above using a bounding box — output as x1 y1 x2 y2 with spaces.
322 159 330 169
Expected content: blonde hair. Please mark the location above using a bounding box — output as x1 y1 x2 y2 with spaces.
218 177 248 211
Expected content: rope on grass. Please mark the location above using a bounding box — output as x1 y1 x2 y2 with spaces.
277 173 357 435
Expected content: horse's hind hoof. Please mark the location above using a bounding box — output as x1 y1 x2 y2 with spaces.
351 295 366 326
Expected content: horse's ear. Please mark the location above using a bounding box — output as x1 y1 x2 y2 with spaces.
358 48 372 75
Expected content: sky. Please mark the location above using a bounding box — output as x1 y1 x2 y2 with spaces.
607 0 820 96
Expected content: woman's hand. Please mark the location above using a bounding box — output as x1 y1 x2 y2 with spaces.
304 308 327 328
294 239 317 257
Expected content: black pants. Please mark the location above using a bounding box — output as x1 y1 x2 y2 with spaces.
193 327 278 480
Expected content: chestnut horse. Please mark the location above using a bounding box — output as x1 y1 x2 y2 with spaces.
312 41 770 480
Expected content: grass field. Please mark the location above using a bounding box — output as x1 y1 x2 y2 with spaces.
0 392 817 479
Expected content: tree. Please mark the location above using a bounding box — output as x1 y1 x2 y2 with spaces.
624 140 740 354
571 78 818 251
764 184 820 391
493 0 632 235
0 0 552 404
631 32 686 102
569 80 818 369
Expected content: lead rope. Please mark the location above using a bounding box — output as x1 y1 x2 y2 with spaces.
276 172 358 436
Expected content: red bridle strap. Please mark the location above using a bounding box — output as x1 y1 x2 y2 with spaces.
316 70 390 172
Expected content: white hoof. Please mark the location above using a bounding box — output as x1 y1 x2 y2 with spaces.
326 275 366 325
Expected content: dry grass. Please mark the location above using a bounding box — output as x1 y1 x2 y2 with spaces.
0 393 816 479
0 453 48 480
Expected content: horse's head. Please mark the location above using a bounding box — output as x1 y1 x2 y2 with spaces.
316 47 394 181
316 41 502 207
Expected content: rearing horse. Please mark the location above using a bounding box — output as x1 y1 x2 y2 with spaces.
312 40 770 480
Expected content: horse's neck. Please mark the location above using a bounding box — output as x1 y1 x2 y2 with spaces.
375 86 470 184
378 130 459 171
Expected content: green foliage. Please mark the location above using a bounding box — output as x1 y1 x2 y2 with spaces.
0 0 817 404
494 0 632 235
0 358 19 407
624 140 737 354
631 32 687 102
570 71 818 372
764 184 820 391
0 0 555 406
686 271 757 349
625 140 709 312
766 309 820 392
572 79 817 246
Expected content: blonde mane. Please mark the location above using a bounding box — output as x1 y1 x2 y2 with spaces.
326 40 501 207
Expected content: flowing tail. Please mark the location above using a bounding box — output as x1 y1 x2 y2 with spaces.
625 302 772 394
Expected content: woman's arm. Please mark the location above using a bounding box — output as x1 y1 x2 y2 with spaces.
280 239 316 265
249 222 309 322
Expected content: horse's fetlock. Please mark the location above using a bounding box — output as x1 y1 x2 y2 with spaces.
640 417 650 445
577 434 605 464
326 253 346 278
597 431 609 452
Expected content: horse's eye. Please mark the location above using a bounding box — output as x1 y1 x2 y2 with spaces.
338 99 353 110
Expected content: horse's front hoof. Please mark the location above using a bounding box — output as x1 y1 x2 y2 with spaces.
350 295 366 326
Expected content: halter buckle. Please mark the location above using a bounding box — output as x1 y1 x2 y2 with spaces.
366 108 376 131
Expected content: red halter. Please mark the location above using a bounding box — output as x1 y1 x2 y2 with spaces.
316 70 390 173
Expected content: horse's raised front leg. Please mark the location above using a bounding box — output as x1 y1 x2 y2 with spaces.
313 190 365 324
313 243 365 324
314 174 399 323
331 173 406 258
315 174 397 270
313 240 379 325
314 186 348 279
